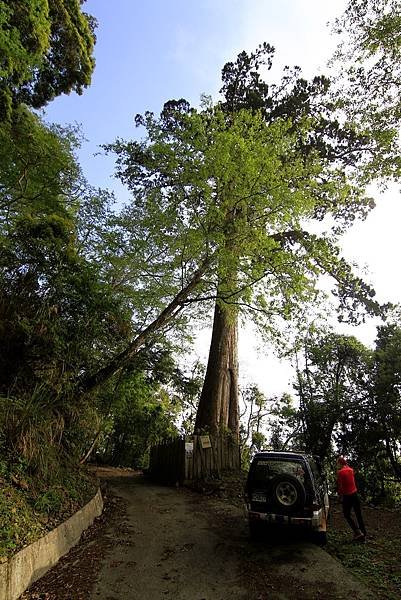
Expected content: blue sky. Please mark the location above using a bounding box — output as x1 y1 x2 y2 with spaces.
42 0 399 394
43 1 345 192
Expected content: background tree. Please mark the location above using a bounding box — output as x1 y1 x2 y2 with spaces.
0 108 129 396
239 385 268 463
239 386 302 464
0 108 135 480
171 360 205 436
96 372 179 469
79 342 180 465
371 323 401 479
294 331 371 459
0 0 96 120
334 388 389 501
265 393 301 451
333 323 401 499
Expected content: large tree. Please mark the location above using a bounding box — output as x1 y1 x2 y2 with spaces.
195 43 388 437
80 59 386 433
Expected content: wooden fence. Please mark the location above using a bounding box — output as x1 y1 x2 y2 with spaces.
148 437 186 485
148 434 241 484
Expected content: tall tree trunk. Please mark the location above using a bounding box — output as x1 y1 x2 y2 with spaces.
194 300 239 439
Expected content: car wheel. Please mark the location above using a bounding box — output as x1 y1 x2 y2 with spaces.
270 474 305 512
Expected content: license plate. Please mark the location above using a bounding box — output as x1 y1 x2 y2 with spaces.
252 492 266 502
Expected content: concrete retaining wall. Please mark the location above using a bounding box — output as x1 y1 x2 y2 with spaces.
0 488 103 600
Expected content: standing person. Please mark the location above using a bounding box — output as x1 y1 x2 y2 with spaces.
337 456 366 542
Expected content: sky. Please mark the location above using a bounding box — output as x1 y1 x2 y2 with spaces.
43 0 400 397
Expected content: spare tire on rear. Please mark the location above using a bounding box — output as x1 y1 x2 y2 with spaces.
270 474 305 512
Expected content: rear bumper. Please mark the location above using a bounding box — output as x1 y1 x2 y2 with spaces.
247 507 327 531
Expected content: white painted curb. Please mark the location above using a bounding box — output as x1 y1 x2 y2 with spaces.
0 488 103 600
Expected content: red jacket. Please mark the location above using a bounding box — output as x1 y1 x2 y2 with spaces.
337 465 357 496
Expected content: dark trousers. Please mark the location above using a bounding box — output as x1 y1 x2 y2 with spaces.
342 492 366 535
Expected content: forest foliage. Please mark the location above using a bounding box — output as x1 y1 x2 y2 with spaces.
240 322 401 504
0 0 95 120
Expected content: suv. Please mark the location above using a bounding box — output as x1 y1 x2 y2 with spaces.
245 451 329 544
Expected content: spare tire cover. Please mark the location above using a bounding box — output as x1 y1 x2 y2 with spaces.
270 474 306 512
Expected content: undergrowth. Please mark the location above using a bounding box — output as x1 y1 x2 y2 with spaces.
0 456 97 559
0 388 99 559
326 529 401 600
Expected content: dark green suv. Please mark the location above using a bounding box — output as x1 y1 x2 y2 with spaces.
245 451 329 544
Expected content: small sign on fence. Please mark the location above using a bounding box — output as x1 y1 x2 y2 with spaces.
185 442 194 454
199 435 212 449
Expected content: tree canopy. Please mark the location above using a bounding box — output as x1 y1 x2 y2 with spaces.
294 331 371 459
194 41 389 435
94 84 383 399
332 0 401 179
0 0 96 120
0 106 130 398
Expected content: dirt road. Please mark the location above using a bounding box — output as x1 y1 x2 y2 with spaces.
23 469 374 600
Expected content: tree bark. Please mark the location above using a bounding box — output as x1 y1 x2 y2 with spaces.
194 300 239 439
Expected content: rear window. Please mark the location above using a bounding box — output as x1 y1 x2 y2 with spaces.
250 458 306 486
308 458 323 485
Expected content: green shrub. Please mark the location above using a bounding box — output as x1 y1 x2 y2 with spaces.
0 486 45 557
0 460 97 558
34 489 64 515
